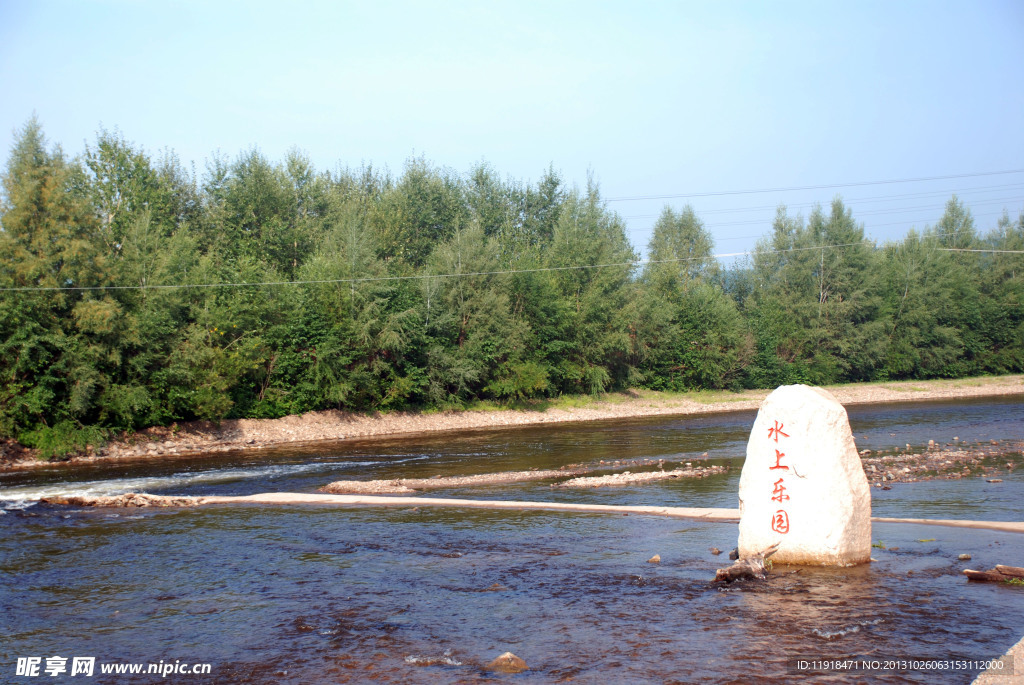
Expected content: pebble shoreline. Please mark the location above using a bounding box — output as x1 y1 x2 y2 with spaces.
862 440 1024 486
3 375 1021 470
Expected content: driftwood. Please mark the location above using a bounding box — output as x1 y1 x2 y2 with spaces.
996 565 1024 579
713 543 781 583
963 565 1024 583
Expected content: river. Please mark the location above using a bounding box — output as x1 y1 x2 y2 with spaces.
2 396 1023 683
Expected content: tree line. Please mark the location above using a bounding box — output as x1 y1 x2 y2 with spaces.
1 119 1021 455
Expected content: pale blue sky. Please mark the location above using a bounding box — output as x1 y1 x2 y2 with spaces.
2 0 1022 256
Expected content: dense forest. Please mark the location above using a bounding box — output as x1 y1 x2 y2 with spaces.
2 119 1022 456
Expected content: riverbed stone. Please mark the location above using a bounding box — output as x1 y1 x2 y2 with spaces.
737 384 871 566
485 652 528 673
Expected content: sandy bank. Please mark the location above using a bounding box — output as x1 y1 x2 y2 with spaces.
322 467 592 494
320 459 728 494
6 374 1022 470
552 465 728 488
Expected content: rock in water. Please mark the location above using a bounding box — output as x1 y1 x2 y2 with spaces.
485 652 528 673
737 384 871 566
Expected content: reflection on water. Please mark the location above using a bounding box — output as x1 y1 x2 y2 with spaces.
2 395 1022 683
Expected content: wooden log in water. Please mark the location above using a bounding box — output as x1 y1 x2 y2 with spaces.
963 568 1013 582
713 542 780 583
31 493 1024 535
963 565 1024 583
994 565 1024 579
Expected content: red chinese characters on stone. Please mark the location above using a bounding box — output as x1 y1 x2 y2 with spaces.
771 509 790 534
770 449 788 470
771 478 789 502
767 420 789 443
768 418 792 535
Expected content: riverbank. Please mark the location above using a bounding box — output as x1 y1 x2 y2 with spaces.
3 374 1022 470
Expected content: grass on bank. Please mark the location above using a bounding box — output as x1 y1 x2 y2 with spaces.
461 386 763 414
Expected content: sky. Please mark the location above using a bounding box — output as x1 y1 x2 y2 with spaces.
2 0 1023 259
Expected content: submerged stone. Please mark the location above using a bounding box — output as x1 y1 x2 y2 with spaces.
485 651 528 673
738 384 871 566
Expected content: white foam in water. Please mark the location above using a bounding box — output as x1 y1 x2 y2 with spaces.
1 498 39 511
404 649 462 667
812 618 884 640
0 455 429 507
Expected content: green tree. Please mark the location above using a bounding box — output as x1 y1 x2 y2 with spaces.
293 198 421 411
0 118 108 452
977 211 1024 372
544 181 638 393
206 148 308 276
371 157 466 268
645 205 720 287
641 206 747 390
877 229 963 378
747 199 885 385
421 222 533 404
84 128 196 251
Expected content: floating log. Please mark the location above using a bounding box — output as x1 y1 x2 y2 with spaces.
963 569 1013 582
713 542 780 583
30 493 1024 535
963 565 1024 583
995 565 1024 579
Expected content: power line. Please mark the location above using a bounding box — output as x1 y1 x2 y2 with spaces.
699 226 1004 246
3 233 1018 294
605 169 1024 202
625 195 1024 223
621 182 1024 220
0 241 876 293
625 208 1017 235
937 248 1024 254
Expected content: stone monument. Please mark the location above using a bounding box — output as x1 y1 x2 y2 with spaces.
737 384 871 566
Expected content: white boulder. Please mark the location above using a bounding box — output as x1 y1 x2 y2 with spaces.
737 384 871 566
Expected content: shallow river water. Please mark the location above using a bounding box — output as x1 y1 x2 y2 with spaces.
2 396 1023 683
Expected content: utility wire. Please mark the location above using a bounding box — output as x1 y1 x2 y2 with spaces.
605 169 1024 202
2 234 1018 294
937 248 1024 254
622 182 1024 220
625 195 1024 222
0 241 876 293
625 208 1016 235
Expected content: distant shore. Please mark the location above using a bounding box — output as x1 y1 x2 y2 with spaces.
3 375 1021 470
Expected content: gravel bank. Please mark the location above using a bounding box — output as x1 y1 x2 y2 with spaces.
4 375 1021 470
862 440 1023 486
320 459 729 494
553 465 728 488
322 466 591 494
